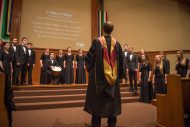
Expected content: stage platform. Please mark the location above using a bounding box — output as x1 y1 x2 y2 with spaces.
12 83 140 111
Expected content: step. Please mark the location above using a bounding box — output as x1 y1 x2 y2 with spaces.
15 96 139 111
14 91 139 103
14 87 139 97
12 83 129 90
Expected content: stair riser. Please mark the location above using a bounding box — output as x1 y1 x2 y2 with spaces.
15 98 139 111
14 93 138 103
13 88 135 97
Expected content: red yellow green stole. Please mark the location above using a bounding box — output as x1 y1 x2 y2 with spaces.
98 36 117 86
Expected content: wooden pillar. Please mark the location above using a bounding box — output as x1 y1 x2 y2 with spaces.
10 0 22 40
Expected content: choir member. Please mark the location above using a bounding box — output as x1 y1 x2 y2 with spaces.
175 50 190 78
160 51 170 75
138 49 149 69
139 55 153 103
27 43 36 85
0 39 3 55
123 43 129 83
0 42 13 86
152 55 167 99
10 38 18 85
40 48 50 84
84 21 124 127
56 49 65 84
46 52 60 85
14 37 28 85
64 47 74 84
126 46 138 93
0 42 16 126
75 49 86 84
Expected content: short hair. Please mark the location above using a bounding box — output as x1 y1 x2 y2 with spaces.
103 21 114 35
27 43 33 46
21 37 27 41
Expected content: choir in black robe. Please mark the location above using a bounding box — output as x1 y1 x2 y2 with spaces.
153 65 166 99
40 53 50 84
10 44 17 85
64 54 74 84
56 54 65 84
84 36 124 118
0 50 15 127
139 62 153 103
75 54 86 84
176 58 190 77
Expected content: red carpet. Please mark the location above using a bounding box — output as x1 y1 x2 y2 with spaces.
13 102 157 127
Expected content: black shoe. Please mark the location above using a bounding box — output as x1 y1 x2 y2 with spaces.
129 88 134 92
28 83 33 85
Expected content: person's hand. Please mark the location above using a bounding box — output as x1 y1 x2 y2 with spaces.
33 64 35 67
135 69 138 72
186 75 189 78
27 64 30 67
1 66 4 71
17 62 20 66
148 78 151 82
84 66 86 69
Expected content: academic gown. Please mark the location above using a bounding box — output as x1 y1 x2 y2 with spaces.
84 36 124 118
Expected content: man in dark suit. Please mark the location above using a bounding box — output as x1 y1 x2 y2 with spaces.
15 37 28 85
126 46 138 93
27 43 36 85
123 43 129 84
10 38 19 85
46 52 60 84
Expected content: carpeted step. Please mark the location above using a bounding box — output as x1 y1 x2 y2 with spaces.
13 87 140 97
15 96 140 111
14 91 139 103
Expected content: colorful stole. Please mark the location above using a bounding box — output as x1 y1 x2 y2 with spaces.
98 36 117 86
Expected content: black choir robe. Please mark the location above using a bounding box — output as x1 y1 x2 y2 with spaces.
84 36 124 118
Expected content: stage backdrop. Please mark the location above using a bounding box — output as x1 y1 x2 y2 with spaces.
104 0 190 51
20 0 91 50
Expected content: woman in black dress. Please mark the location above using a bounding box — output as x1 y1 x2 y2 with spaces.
139 55 152 103
40 48 50 84
64 47 74 84
175 50 190 78
152 55 167 99
56 49 65 84
0 42 15 127
75 49 86 84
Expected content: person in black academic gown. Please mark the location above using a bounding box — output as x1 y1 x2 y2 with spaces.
64 47 74 84
175 50 190 78
75 49 86 84
160 51 170 75
0 42 16 127
152 55 167 99
84 21 124 127
14 37 28 85
56 50 65 84
26 43 36 85
40 48 50 84
10 38 18 85
139 55 153 103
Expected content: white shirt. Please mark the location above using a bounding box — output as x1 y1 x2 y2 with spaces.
125 52 128 57
13 45 16 52
130 54 133 61
51 60 53 64
23 46 26 54
28 49 31 56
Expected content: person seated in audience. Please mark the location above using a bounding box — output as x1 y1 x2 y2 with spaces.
46 52 61 85
139 54 153 103
175 50 190 78
152 55 167 99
